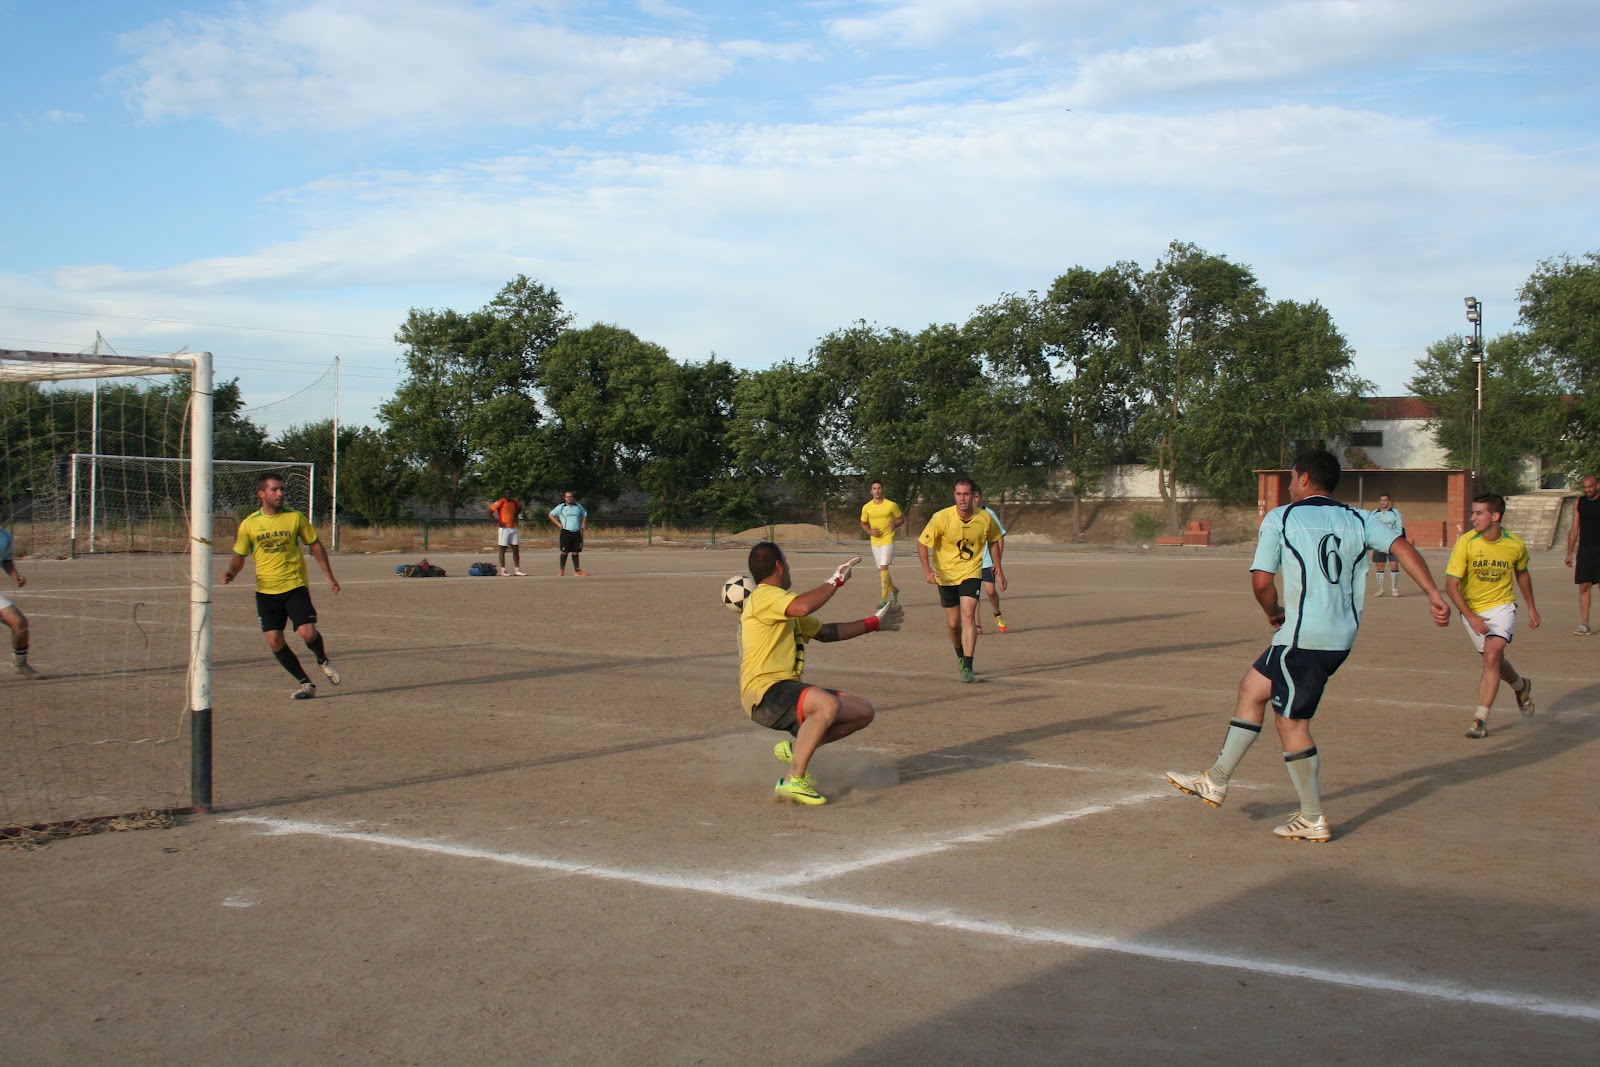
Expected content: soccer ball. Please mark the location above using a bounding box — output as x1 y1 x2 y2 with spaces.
722 574 756 613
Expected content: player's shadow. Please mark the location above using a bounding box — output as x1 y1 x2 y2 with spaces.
997 637 1247 679
899 704 1180 783
1235 705 1600 836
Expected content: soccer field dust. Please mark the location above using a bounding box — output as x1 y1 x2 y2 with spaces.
4 545 1598 1064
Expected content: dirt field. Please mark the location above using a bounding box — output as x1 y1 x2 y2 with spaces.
4 542 1598 1064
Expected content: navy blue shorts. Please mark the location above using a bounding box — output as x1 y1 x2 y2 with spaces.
1252 645 1350 720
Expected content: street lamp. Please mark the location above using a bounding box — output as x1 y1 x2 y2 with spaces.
1464 297 1483 492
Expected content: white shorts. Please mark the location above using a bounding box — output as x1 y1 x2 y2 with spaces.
497 528 520 547
871 542 895 568
0 592 12 613
1462 601 1516 653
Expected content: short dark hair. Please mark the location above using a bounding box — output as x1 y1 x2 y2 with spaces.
1379 492 1392 501
1291 450 1341 493
256 472 285 491
1473 492 1506 519
954 477 975 492
749 541 784 582
870 479 883 489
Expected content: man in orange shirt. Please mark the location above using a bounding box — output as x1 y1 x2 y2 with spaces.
489 491 525 576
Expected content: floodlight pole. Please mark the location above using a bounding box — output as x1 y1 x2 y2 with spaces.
1465 297 1484 494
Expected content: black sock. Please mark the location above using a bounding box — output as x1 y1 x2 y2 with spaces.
572 554 581 570
305 632 327 664
560 552 569 568
962 655 973 670
273 646 310 683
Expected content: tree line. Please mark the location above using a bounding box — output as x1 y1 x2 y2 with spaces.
6 243 1597 533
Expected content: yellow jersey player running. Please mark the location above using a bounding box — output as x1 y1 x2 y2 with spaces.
1446 492 1539 739
859 480 906 607
918 477 1003 683
224 473 343 700
739 543 903 805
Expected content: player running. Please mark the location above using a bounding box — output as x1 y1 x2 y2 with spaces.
1446 493 1539 739
739 543 902 806
918 477 1004 683
0 525 42 679
972 485 1009 633
1165 450 1450 842
859 480 906 608
224 473 342 700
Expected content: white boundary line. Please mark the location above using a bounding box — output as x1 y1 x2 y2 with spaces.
224 812 1600 1024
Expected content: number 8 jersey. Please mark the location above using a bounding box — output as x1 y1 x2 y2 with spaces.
1251 497 1400 651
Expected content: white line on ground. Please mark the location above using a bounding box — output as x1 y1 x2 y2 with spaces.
224 813 1600 1024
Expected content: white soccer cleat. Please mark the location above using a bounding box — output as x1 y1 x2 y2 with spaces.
513 568 527 576
1273 812 1332 843
320 660 341 686
1165 769 1227 808
292 681 316 701
13 661 42 680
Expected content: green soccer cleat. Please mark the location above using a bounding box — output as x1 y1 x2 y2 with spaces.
773 739 793 764
774 774 826 805
959 665 977 683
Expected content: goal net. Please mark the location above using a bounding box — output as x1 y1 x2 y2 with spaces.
0 349 217 837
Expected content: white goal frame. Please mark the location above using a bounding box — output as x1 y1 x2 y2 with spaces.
1 348 216 815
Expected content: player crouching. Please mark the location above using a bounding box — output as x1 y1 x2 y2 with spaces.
739 542 902 805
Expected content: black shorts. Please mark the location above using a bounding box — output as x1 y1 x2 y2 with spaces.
1371 551 1393 564
751 680 840 735
1252 645 1350 721
981 566 997 584
559 529 584 554
938 577 983 608
1575 545 1600 585
256 586 316 633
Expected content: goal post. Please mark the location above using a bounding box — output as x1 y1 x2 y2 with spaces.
0 348 216 832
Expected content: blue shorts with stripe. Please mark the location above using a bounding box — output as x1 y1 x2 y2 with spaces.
1252 645 1350 720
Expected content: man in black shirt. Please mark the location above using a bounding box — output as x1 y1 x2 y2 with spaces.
1564 474 1600 635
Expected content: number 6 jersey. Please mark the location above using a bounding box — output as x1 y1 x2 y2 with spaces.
1251 497 1399 651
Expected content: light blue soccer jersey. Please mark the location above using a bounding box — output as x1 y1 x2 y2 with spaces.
1252 497 1400 651
549 502 587 531
981 507 1007 569
1369 506 1403 539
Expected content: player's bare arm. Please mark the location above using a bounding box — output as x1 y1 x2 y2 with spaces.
309 541 341 595
1251 569 1285 628
1388 538 1452 626
989 536 1007 592
2 560 23 588
917 542 938 584
1445 575 1488 635
221 552 247 585
1567 508 1579 564
816 599 905 642
784 556 862 617
1518 570 1540 628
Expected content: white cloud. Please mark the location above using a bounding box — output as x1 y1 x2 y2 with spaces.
111 0 752 132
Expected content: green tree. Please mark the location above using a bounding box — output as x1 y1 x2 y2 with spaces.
269 418 359 519
1407 332 1561 494
1518 251 1600 478
380 276 570 517
725 361 835 519
810 321 985 508
1189 299 1371 502
338 428 418 526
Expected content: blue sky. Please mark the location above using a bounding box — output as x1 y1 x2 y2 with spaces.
3 0 1598 432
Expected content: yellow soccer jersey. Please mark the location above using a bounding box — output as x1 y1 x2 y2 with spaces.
234 510 318 594
738 583 822 714
1447 528 1529 614
918 505 999 585
860 498 904 546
